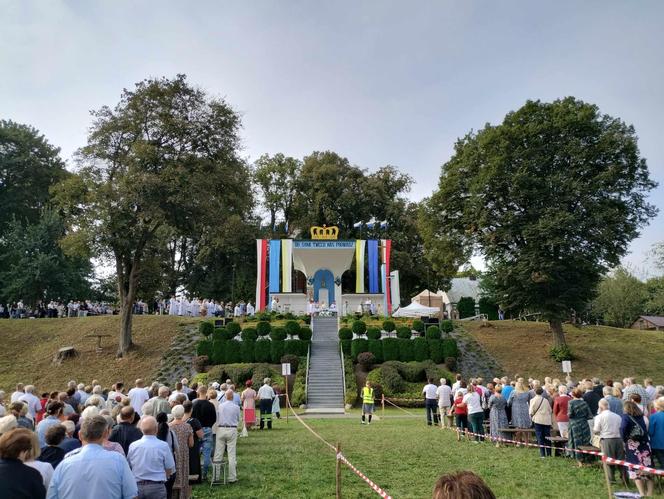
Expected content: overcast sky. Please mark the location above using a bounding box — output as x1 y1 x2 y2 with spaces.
2 1 663 275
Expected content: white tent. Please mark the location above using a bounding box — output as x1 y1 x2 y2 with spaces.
392 301 440 318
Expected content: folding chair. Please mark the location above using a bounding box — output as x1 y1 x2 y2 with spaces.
210 459 228 486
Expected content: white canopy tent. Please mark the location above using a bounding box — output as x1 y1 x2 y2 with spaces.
392 301 440 318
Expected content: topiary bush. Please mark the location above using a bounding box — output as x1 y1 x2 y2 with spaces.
338 327 353 340
270 327 287 341
442 338 459 359
285 320 300 338
223 340 242 364
352 320 367 337
241 327 258 341
357 351 376 370
340 339 352 356
241 340 255 362
377 364 406 393
368 339 383 363
280 354 299 373
255 339 271 362
298 326 312 342
212 340 226 365
366 327 381 340
226 321 242 338
197 339 213 358
412 337 429 361
412 319 425 334
257 321 272 337
351 338 369 359
382 338 400 361
440 320 454 334
397 338 413 362
428 340 444 363
478 296 499 321
396 326 412 339
270 340 285 363
212 327 226 342
426 325 441 340
256 312 272 322
382 320 396 333
199 321 214 337
457 297 476 319
284 339 307 357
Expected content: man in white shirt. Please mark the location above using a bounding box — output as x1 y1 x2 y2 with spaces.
18 385 42 420
593 399 626 483
451 375 462 395
128 379 150 416
168 382 184 403
422 379 439 426
257 378 276 430
10 383 25 403
436 378 453 427
215 390 241 483
127 416 175 499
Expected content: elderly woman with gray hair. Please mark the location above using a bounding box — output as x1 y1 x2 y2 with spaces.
169 405 193 499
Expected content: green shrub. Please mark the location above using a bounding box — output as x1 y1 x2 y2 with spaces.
284 339 307 357
338 327 353 340
340 339 352 356
270 340 285 363
192 372 208 387
284 312 296 320
412 319 425 334
212 327 226 342
382 320 396 333
357 351 375 370
276 313 285 320
226 321 242 337
442 338 459 359
386 360 424 382
368 339 383 363
378 364 406 393
440 320 454 333
396 326 412 339
212 340 225 365
478 296 499 321
426 325 441 340
241 328 258 341
382 338 400 361
280 354 299 373
285 320 300 338
270 327 287 341
254 339 271 362
351 338 369 358
457 297 476 319
256 312 272 322
445 356 457 372
428 340 444 363
412 337 429 361
549 345 575 362
199 321 214 337
344 356 357 405
290 358 308 406
241 340 255 362
366 327 381 340
223 340 242 364
250 363 285 387
197 339 213 358
257 321 272 336
352 320 367 336
298 326 312 342
397 338 413 361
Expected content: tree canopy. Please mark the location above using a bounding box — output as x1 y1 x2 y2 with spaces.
420 97 657 345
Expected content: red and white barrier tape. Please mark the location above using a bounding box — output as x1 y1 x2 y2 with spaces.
603 456 664 476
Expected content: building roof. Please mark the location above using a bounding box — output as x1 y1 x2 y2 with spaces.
441 277 481 304
638 316 664 327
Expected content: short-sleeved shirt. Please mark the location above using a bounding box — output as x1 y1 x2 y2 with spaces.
127 435 175 482
422 384 438 400
127 388 150 416
463 391 483 415
47 443 137 499
217 400 241 427
257 385 275 400
436 385 452 406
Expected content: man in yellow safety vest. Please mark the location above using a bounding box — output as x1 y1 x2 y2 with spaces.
361 381 375 425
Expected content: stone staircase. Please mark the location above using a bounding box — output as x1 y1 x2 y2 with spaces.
306 316 345 413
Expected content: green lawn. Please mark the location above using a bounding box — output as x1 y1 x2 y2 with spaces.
192 411 656 499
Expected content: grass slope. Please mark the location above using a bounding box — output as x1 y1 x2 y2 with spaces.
192 412 639 499
0 315 195 391
463 320 664 382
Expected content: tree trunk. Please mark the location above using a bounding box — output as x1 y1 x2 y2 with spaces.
549 319 567 347
116 255 140 358
118 295 134 357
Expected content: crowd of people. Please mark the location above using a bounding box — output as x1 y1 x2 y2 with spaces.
166 297 255 318
413 374 664 497
0 375 284 499
0 300 118 319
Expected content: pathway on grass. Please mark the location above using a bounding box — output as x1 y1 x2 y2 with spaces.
448 324 504 380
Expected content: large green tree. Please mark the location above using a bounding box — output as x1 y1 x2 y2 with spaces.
420 97 657 345
591 267 648 327
254 153 301 235
0 120 68 232
54 75 252 355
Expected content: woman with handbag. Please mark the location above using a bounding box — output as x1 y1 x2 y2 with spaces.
621 400 654 497
529 386 553 457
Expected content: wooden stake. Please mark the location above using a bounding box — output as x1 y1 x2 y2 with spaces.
601 457 612 499
285 377 289 424
336 442 342 499
382 394 385 419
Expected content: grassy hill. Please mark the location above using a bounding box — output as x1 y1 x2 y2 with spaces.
463 320 664 382
0 315 196 392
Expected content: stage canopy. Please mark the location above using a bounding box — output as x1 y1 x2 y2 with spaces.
392 301 440 318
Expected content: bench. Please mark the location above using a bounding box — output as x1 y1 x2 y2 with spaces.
85 333 112 353
546 436 568 456
498 427 535 446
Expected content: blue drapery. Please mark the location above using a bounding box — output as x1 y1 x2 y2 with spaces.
368 240 379 293
269 240 281 293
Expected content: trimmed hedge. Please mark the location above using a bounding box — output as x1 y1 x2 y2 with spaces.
440 320 454 334
442 338 459 358
285 320 300 338
338 327 353 340
382 338 400 361
284 339 308 357
412 319 424 334
368 339 383 363
254 339 271 362
425 325 441 340
270 340 285 363
241 328 258 341
298 327 312 342
241 340 255 363
257 321 272 336
396 326 412 339
412 337 429 361
397 338 412 362
197 339 213 358
341 339 351 356
382 320 396 333
428 339 444 363
226 321 242 337
270 327 287 342
352 320 367 336
199 321 214 337
351 338 369 358
223 340 242 364
366 327 381 340
212 327 226 342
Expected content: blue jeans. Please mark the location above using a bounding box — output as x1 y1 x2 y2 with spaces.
201 427 213 477
534 423 551 456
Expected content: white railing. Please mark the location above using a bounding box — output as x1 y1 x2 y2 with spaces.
340 342 346 407
459 313 488 321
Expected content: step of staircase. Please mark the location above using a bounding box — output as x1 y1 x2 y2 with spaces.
305 316 345 413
